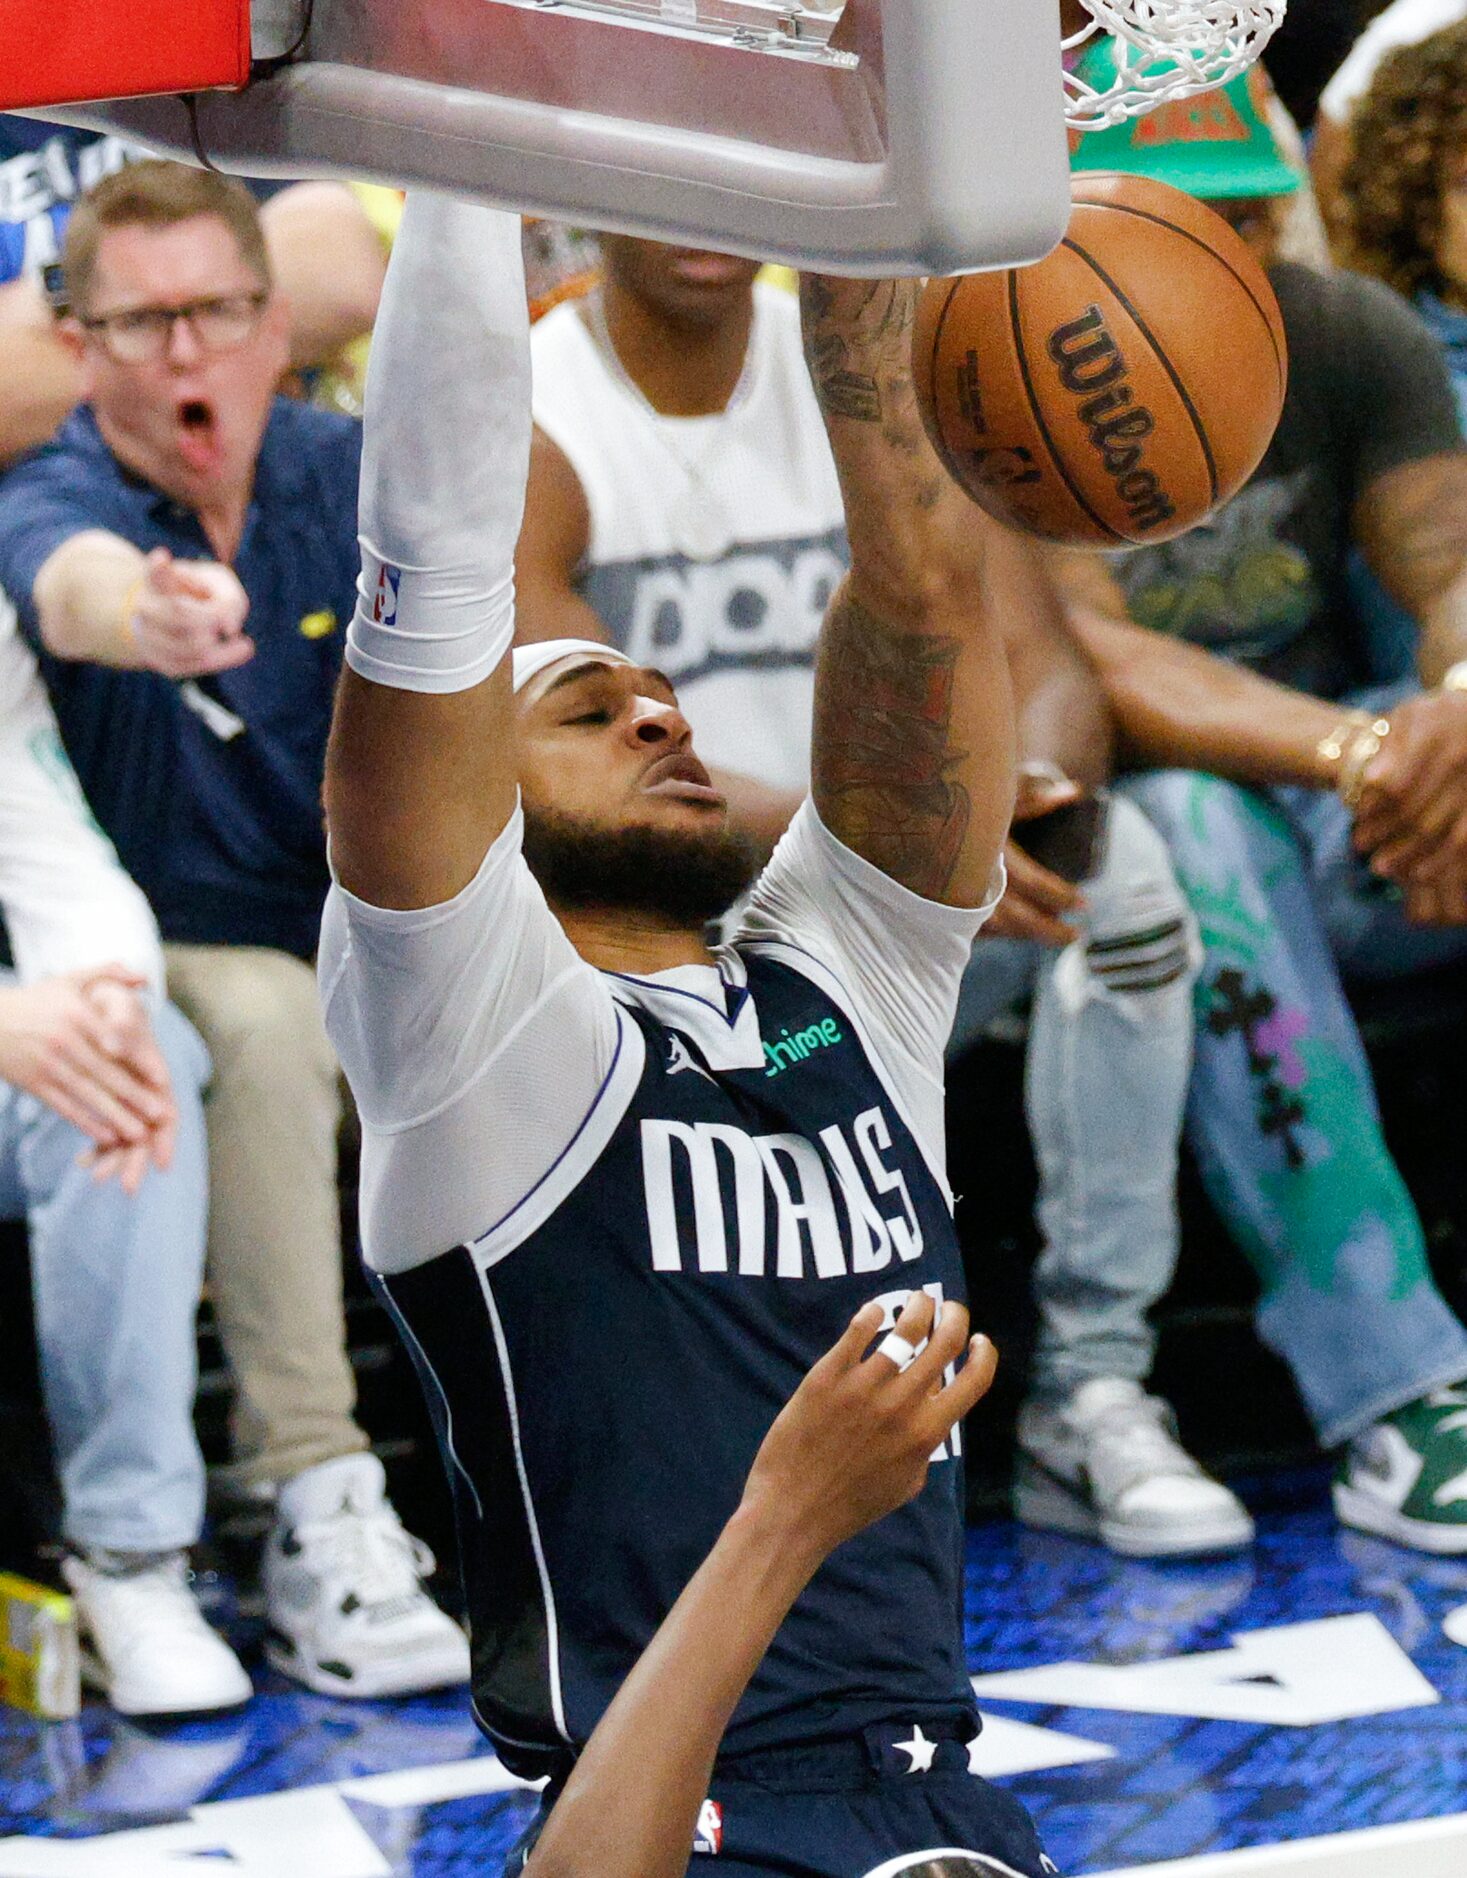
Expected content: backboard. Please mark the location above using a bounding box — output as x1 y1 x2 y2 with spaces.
31 0 1075 276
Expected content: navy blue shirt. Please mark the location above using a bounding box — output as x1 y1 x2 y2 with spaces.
382 953 977 1777
0 399 361 957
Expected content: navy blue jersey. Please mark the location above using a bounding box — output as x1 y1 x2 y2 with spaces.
380 950 977 1779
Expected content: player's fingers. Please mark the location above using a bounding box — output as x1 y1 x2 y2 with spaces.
899 1299 972 1394
812 1299 888 1383
871 1290 938 1375
931 1335 999 1430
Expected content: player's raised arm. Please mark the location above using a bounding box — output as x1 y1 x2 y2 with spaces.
324 193 528 912
800 277 1016 910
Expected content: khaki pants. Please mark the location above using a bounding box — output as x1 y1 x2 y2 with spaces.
165 942 367 1489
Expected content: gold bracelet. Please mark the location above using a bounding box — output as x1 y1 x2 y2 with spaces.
1317 714 1391 808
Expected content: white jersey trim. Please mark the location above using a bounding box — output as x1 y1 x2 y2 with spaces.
467 1007 647 1270
480 1273 573 1747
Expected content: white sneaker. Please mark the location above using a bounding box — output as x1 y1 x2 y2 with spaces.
1016 1377 1255 1558
61 1551 253 1717
263 1453 470 1699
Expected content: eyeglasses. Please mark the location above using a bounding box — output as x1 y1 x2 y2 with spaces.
79 290 269 364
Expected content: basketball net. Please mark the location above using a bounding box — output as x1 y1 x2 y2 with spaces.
1063 1 1287 129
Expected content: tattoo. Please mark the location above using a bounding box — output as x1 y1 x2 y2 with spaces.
800 277 916 428
814 592 971 898
806 333 882 421
1363 454 1467 613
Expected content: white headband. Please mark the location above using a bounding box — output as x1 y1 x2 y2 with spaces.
511 638 634 694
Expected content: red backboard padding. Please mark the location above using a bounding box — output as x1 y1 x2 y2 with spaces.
1 0 251 110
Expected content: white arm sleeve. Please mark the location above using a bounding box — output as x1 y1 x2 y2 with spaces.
325 192 621 1271
0 602 162 992
321 805 621 1271
346 191 528 693
736 800 1001 1177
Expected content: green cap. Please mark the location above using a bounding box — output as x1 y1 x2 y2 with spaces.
1069 46 1303 199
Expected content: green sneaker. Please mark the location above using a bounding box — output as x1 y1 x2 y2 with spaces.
1334 1384 1467 1554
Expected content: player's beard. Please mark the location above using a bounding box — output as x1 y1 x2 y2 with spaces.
522 805 760 927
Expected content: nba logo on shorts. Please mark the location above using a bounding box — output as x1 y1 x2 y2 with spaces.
371 561 401 625
693 1799 723 1854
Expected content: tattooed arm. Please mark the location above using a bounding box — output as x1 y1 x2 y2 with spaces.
801 276 1015 909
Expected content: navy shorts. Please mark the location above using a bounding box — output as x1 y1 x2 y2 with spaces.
513 1723 1060 1878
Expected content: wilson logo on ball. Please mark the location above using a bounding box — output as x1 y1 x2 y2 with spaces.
912 173 1288 549
1047 306 1176 535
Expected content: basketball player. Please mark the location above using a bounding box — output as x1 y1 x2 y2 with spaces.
319 190 1056 1876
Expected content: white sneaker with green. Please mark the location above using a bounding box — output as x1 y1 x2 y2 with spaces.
1334 1384 1467 1554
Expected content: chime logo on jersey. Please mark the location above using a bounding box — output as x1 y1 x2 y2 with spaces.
371 561 401 625
641 1102 923 1277
693 1799 724 1855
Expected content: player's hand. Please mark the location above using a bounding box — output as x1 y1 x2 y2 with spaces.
126 547 255 679
740 1292 997 1560
982 772 1084 947
1352 691 1467 893
0 968 174 1185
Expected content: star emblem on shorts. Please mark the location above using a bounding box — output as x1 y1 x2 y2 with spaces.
892 1724 938 1774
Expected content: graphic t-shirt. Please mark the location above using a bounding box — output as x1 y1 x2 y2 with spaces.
1107 263 1463 700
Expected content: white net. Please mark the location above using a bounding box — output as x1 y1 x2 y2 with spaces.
1063 1 1288 130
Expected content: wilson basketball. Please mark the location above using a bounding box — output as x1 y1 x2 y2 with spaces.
913 172 1287 548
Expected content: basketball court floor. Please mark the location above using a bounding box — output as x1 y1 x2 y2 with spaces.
0 1465 1463 1877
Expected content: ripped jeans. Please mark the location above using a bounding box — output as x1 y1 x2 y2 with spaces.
949 793 1199 1404
1121 765 1467 1446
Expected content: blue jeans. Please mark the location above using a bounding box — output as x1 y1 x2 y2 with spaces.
2 997 212 1552
950 794 1199 1402
1121 756 1467 1446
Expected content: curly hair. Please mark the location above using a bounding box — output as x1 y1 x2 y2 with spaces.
1345 18 1467 299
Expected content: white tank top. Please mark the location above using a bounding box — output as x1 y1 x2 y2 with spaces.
530 282 848 791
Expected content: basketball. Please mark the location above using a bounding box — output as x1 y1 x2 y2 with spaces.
912 172 1288 549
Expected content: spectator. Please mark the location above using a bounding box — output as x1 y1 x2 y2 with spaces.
1051 73 1467 1553
0 160 466 1696
518 240 1253 1559
1311 0 1467 253
0 593 247 1715
0 118 385 465
1345 17 1467 423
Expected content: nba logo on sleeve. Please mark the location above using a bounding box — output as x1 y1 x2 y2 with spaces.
371 562 401 625
693 1799 723 1854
